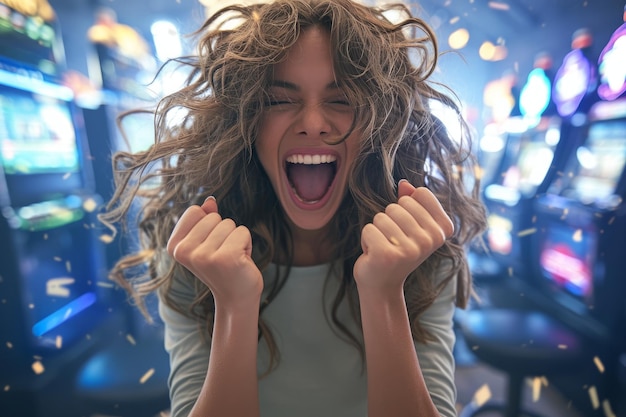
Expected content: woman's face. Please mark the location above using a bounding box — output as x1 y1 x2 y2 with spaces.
255 26 360 232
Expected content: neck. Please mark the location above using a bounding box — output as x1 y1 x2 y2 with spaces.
280 223 335 266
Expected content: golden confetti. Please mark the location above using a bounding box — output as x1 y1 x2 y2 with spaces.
3 385 9 392
96 281 114 288
139 368 155 384
126 334 137 345
603 399 616 417
488 1 510 11
53 256 62 262
557 344 568 349
573 229 583 242
473 384 491 407
532 377 542 402
99 234 114 244
389 236 400 246
589 385 600 409
82 198 98 213
65 261 72 273
594 356 605 373
55 336 63 349
517 228 536 237
449 16 460 24
6 342 13 349
32 361 45 375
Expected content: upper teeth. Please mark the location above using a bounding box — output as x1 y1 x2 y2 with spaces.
286 154 337 164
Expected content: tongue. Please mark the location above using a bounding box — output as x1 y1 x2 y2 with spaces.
288 163 334 202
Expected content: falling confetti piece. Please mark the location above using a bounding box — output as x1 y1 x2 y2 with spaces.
558 344 568 349
603 399 616 417
473 384 491 407
83 198 98 213
66 261 72 273
573 229 583 242
55 336 63 349
589 385 600 409
96 281 115 288
6 342 13 349
4 385 9 392
594 356 605 373
32 361 45 375
126 334 137 345
140 368 155 384
62 172 71 180
560 208 569 220
488 1 510 11
53 256 62 262
532 377 542 402
517 228 536 237
99 234 114 244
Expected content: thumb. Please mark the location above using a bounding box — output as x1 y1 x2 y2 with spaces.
397 179 416 199
201 195 218 214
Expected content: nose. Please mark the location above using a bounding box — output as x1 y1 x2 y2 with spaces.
295 103 331 137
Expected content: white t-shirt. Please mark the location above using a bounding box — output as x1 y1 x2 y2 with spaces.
159 263 458 417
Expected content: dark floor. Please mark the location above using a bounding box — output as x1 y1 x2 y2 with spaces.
453 327 585 417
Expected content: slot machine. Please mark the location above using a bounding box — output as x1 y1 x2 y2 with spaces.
470 53 573 284
514 26 626 414
0 2 118 415
528 96 626 417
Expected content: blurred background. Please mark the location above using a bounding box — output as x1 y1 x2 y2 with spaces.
0 0 625 416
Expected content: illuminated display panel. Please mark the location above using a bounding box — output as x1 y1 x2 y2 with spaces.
539 224 596 304
495 118 561 197
558 119 626 204
0 76 79 175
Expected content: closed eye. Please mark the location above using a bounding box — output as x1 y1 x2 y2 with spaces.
266 99 293 106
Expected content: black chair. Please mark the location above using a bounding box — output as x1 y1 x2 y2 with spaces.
72 289 171 417
458 308 586 417
73 327 170 417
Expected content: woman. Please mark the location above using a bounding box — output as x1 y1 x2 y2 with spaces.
101 1 487 416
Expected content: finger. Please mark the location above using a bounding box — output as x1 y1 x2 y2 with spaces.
372 211 406 246
201 195 218 214
397 179 417 199
167 206 211 255
203 218 238 253
170 212 223 258
409 187 455 238
360 222 390 254
397 196 446 246
221 225 254 258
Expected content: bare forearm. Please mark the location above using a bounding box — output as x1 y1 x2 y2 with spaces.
359 288 440 417
189 302 260 417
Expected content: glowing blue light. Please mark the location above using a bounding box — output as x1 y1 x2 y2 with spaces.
32 292 97 337
520 68 551 119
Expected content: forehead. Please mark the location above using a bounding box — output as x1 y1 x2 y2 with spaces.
272 26 333 78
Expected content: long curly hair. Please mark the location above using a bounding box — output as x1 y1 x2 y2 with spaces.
100 0 487 375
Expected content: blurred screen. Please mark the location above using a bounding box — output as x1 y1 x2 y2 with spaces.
539 224 595 302
560 119 626 204
0 78 80 175
496 118 561 197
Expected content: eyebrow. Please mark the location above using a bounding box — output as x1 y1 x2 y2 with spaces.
269 79 342 91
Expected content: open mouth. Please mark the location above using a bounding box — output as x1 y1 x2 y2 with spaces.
285 153 338 204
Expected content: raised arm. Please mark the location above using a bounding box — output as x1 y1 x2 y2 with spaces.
354 180 455 417
166 197 263 417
